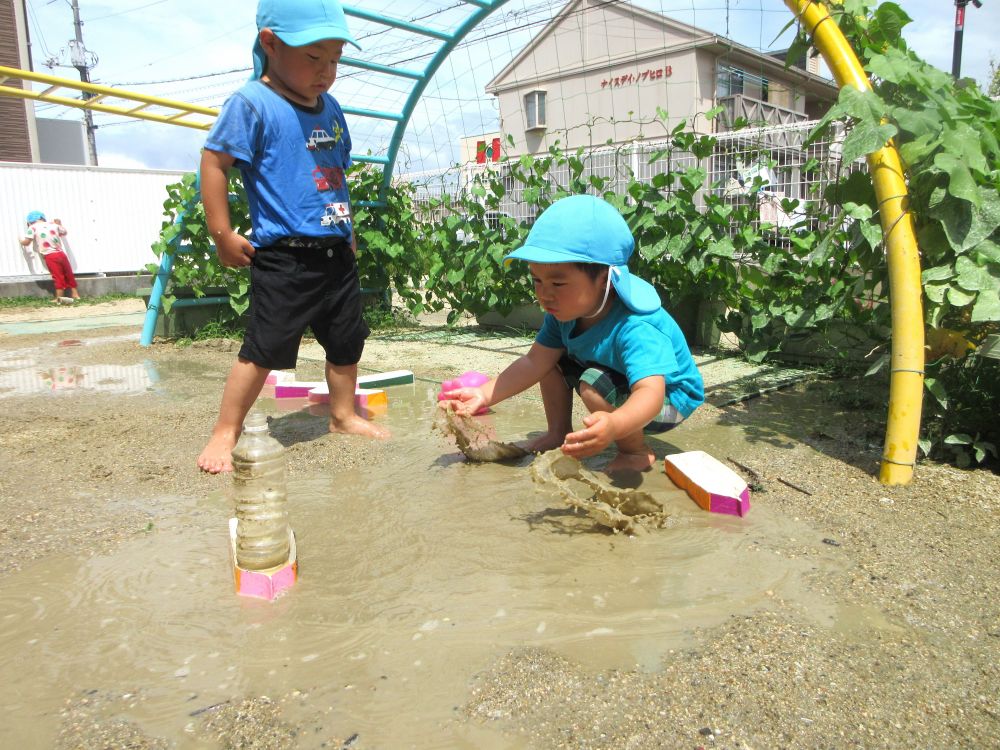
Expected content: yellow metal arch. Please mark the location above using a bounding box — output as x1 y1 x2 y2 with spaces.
784 0 924 485
0 65 218 130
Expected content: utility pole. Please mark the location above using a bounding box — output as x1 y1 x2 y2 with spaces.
46 0 99 165
952 0 983 80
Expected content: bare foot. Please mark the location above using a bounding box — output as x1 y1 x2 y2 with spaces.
606 449 656 473
330 414 391 439
198 431 238 474
522 430 568 454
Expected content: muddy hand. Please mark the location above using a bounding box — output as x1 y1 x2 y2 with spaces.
562 412 615 459
437 387 487 417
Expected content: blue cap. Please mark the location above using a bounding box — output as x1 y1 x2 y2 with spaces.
504 195 662 314
252 0 361 79
26 210 45 224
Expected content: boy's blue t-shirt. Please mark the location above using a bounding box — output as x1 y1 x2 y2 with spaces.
535 300 704 418
204 81 353 247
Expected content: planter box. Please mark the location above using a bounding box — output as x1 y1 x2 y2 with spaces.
138 287 239 338
476 298 726 348
777 320 884 365
476 303 544 330
662 294 727 349
139 286 389 339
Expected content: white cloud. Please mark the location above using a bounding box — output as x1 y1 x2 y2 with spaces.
96 152 155 170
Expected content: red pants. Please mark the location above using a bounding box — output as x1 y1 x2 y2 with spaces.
42 251 77 290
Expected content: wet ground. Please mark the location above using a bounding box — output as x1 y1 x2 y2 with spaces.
0 300 997 749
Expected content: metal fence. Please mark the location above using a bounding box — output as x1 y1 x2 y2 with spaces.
399 120 852 232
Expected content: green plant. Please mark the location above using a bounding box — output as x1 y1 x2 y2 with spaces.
803 2 1000 334
921 346 999 467
149 165 432 331
147 171 252 323
787 0 1000 465
0 293 135 309
418 146 551 323
350 162 436 313
191 319 245 341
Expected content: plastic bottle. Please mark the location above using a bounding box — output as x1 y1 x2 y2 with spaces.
231 412 290 570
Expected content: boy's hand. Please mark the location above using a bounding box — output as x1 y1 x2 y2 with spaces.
438 387 487 417
215 231 256 267
562 412 616 459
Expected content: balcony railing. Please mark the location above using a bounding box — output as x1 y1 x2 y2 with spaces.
717 94 809 131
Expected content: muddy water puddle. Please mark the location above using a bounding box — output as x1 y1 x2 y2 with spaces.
0 335 160 398
1 381 875 747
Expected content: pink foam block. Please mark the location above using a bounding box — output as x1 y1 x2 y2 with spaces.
664 451 750 517
265 370 295 385
437 370 490 415
229 518 298 600
274 381 326 399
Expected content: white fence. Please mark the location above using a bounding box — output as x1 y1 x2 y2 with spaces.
400 120 851 232
0 162 185 279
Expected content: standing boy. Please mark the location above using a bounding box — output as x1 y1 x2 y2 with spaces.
439 195 704 473
198 0 388 474
20 212 80 304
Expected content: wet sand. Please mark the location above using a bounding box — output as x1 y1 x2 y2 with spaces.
0 301 997 749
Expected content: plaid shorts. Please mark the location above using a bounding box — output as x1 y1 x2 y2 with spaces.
559 355 685 435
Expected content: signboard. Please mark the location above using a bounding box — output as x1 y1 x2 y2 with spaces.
601 66 673 89
476 138 501 163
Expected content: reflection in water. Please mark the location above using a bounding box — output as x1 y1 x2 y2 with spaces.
0 382 892 748
0 356 159 398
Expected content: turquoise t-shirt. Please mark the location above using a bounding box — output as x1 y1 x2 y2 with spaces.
204 81 353 247
535 300 704 418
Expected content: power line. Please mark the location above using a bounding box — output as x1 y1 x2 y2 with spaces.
25 0 55 61
85 0 168 22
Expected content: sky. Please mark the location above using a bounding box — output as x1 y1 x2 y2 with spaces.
21 0 1000 174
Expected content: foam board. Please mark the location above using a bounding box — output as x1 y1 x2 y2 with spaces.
357 370 414 387
664 450 750 517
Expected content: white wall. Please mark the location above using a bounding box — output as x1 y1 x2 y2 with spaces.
1 162 186 278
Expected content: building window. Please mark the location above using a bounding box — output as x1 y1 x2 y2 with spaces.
525 90 546 130
717 66 744 98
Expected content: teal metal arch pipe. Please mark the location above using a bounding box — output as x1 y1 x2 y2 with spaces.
342 0 512 205
139 174 213 346
140 214 185 347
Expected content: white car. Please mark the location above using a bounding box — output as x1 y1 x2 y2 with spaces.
306 129 337 151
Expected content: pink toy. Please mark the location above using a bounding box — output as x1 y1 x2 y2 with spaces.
437 370 490 415
274 381 325 398
264 370 295 386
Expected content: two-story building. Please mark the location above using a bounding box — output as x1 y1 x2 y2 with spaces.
484 0 837 158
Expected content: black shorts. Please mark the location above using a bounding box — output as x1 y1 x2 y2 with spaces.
238 239 369 370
